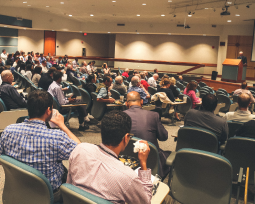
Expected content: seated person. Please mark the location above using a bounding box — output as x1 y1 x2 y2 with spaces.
140 72 150 90
224 93 255 122
183 81 201 108
122 68 129 79
38 67 57 91
84 74 97 95
127 70 138 82
0 70 27 110
48 71 89 131
96 76 115 103
112 76 127 95
79 61 87 74
235 119 255 139
233 81 255 103
102 63 110 74
177 75 183 84
38 53 46 64
66 64 78 82
72 57 79 68
24 64 33 80
32 66 42 87
67 110 153 204
154 68 158 73
148 74 158 88
184 94 228 145
0 90 81 202
169 77 180 98
124 92 170 178
46 56 53 69
41 60 48 73
127 76 150 104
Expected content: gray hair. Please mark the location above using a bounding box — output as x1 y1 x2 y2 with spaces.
125 68 129 72
115 76 123 84
1 70 12 81
131 76 140 87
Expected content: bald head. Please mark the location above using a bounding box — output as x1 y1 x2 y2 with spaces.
1 70 12 82
238 93 251 109
115 76 123 84
126 91 143 108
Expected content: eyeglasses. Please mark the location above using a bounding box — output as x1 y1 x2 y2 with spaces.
128 133 134 139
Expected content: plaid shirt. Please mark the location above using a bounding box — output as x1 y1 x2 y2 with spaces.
0 119 77 190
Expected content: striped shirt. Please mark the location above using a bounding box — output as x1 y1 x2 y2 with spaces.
0 119 77 190
67 143 153 204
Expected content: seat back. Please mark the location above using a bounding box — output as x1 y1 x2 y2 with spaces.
224 137 255 184
110 89 121 100
227 121 243 138
217 94 231 113
0 98 7 113
199 90 209 98
70 84 81 96
80 80 87 89
90 92 106 121
198 81 207 88
170 148 232 204
175 81 185 91
120 136 160 175
232 95 239 103
52 96 61 110
60 183 112 204
177 94 192 115
0 155 54 204
69 74 81 86
176 126 218 153
123 81 129 88
218 88 229 96
79 88 92 112
148 86 157 95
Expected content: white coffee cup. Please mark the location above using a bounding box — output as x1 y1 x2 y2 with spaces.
183 96 187 102
120 95 124 102
49 109 59 128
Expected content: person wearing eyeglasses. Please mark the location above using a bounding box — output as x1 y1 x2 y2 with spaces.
0 70 26 110
124 91 170 179
67 110 154 204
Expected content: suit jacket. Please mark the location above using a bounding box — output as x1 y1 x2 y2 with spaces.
124 105 170 177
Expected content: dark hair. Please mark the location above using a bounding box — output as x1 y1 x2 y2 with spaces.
48 67 57 75
202 94 218 111
103 75 112 83
15 56 19 61
42 60 46 64
27 90 53 118
186 81 197 91
154 68 158 73
241 82 247 89
19 63 26 73
86 74 96 83
2 49 5 53
101 110 132 146
34 66 42 74
0 66 4 74
238 93 250 108
28 55 32 61
53 71 63 81
27 52 31 55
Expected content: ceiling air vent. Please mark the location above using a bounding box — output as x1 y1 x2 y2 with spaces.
117 24 125 26
177 24 184 27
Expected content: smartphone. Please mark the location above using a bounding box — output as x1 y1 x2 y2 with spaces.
67 86 69 88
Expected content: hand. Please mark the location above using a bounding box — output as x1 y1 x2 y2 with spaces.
138 141 150 170
50 111 65 128
140 84 144 88
11 82 16 86
109 98 115 103
62 87 68 91
68 97 76 103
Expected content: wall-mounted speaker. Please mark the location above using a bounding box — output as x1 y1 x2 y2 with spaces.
82 48 86 57
220 42 225 46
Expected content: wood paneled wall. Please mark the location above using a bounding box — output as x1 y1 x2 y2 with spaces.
227 36 255 79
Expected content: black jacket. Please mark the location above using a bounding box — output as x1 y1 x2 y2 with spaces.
38 73 53 91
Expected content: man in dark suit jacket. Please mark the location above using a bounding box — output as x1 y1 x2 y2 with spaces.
124 91 170 178
237 51 247 66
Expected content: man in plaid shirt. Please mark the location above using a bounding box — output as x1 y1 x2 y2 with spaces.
0 90 81 202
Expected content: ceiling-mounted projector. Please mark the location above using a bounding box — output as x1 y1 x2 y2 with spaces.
221 6 230 15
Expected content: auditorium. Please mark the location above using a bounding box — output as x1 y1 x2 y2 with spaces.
0 0 255 203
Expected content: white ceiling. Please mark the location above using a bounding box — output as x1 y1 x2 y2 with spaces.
1 0 255 27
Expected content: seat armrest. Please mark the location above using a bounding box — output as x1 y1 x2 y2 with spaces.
61 104 87 109
166 152 176 166
220 144 226 151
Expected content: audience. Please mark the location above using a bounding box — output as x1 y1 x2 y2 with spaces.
32 66 42 87
140 72 150 90
48 71 89 130
102 63 110 74
183 81 201 108
112 76 127 95
148 73 158 88
184 94 228 145
0 70 27 110
96 76 115 103
0 90 80 202
224 93 255 122
128 76 150 104
124 91 170 178
122 68 129 79
1 49 7 65
67 110 153 204
233 82 255 103
38 67 57 91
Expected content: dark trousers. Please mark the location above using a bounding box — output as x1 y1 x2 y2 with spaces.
60 106 87 124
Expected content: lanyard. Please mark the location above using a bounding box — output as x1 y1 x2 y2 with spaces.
97 145 119 160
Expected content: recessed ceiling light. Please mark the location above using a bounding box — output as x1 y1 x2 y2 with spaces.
137 33 139 34
4 26 7 27
24 28 26 30
112 1 116 2
227 1 232 4
60 2 64 4
79 31 82 33
203 34 206 36
168 0 172 2
46 6 49 7
108 32 111 33
188 14 192 17
205 8 209 9
168 33 171 35
69 14 72 16
161 14 165 17
142 3 146 5
27 5 31 6
90 14 94 16
137 14 140 16
235 14 240 16
23 1 27 3
52 30 55 31
227 20 232 22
